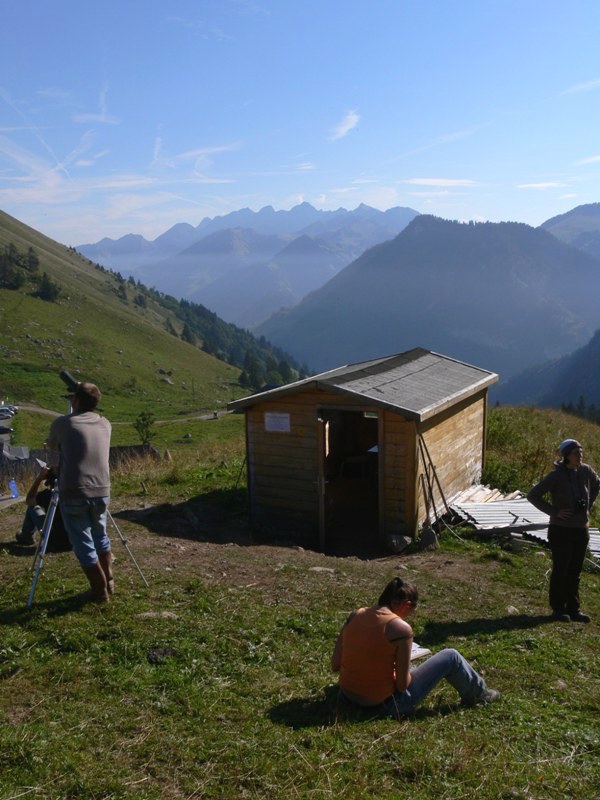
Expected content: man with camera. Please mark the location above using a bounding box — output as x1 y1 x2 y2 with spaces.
528 439 600 623
47 381 113 603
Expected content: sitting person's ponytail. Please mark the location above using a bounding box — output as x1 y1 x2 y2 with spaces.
378 576 418 608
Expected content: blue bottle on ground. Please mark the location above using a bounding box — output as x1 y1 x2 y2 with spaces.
8 479 18 498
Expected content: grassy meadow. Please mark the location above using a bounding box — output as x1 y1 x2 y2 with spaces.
1 404 599 798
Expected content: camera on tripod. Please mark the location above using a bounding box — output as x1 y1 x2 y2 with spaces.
59 370 80 395
44 466 57 485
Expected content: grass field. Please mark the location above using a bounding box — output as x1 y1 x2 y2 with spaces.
0 406 599 799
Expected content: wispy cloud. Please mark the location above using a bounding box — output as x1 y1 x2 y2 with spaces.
403 178 476 187
574 154 600 166
167 16 231 42
406 190 451 197
0 134 54 179
37 86 73 104
562 78 600 95
517 182 564 189
150 141 241 183
329 110 360 141
390 125 485 162
95 175 158 190
74 149 110 168
72 82 118 125
73 112 118 124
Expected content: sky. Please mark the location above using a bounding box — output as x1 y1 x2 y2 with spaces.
2 0 600 245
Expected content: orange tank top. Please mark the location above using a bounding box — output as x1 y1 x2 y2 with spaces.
339 606 398 704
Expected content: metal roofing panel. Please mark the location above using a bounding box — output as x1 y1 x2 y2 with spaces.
450 496 600 560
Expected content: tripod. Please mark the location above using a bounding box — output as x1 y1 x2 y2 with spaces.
27 485 148 608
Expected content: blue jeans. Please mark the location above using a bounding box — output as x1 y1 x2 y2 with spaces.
60 497 111 568
381 648 487 718
20 505 46 536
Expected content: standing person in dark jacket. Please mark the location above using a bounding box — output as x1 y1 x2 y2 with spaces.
527 439 599 623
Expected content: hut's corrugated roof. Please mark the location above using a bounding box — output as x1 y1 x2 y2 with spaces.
228 348 498 421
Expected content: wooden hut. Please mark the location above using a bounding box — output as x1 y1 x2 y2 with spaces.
228 348 498 551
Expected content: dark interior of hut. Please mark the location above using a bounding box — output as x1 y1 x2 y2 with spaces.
320 409 379 553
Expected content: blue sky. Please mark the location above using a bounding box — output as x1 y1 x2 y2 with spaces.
2 0 600 244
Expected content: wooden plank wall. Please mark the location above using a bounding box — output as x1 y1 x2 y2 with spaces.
246 388 389 536
246 394 319 531
244 387 487 542
417 392 486 524
380 411 416 538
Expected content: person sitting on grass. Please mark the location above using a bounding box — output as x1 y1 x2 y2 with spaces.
15 466 71 552
331 577 500 719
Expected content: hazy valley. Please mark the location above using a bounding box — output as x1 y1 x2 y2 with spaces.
4 201 600 413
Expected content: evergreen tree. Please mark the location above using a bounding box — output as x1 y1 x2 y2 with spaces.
278 359 293 383
35 272 61 301
27 246 39 272
181 322 197 345
239 370 251 387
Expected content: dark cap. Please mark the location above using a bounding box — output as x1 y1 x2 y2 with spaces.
559 438 582 458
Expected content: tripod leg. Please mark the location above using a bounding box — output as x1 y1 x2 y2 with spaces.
27 491 60 608
107 511 149 588
31 538 42 573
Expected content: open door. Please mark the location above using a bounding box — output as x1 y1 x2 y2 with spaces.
317 409 379 553
317 416 327 551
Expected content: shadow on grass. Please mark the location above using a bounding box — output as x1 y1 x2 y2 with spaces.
113 488 255 546
269 685 461 729
113 490 400 557
0 541 44 559
419 613 554 646
0 588 111 627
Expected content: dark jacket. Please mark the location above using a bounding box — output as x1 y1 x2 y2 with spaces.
527 461 600 528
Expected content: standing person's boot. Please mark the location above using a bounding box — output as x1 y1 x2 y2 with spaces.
98 550 115 595
80 561 109 603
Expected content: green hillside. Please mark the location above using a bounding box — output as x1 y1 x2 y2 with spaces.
0 210 296 420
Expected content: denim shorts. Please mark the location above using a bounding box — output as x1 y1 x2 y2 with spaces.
60 497 111 567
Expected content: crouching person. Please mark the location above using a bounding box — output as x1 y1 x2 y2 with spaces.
15 465 71 552
332 577 500 718
46 382 114 603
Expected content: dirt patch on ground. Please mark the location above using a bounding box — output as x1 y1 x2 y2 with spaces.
0 490 505 604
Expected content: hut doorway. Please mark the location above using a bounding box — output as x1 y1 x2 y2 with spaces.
317 409 379 552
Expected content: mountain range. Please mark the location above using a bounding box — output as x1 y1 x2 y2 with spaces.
541 202 600 262
56 201 600 407
256 215 600 382
77 203 419 326
495 328 600 408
